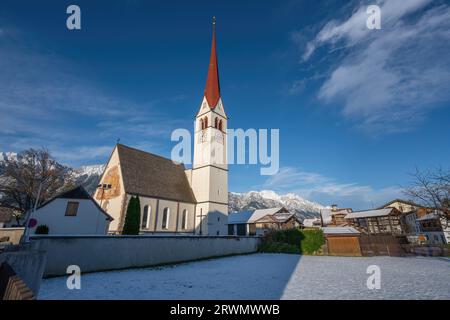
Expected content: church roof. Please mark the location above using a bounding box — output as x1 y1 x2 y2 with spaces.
204 17 221 109
117 144 197 204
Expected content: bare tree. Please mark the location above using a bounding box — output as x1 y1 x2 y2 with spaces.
0 148 74 225
403 166 450 222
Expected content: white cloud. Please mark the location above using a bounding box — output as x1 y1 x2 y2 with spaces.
301 0 450 133
263 166 402 209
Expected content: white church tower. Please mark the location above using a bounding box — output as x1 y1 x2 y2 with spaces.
191 17 228 235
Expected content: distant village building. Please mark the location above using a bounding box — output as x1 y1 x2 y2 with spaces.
302 218 322 228
227 207 301 236
416 212 450 244
324 204 353 226
345 208 405 235
29 186 113 235
380 199 422 213
94 21 229 235
380 199 449 244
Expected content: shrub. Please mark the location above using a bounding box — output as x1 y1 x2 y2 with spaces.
299 229 325 255
122 196 141 235
259 241 300 254
259 228 325 255
35 224 49 234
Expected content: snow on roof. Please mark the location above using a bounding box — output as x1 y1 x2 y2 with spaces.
227 207 286 224
303 218 321 227
322 227 360 235
345 208 393 219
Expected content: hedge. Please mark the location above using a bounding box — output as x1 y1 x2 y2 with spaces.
259 228 325 255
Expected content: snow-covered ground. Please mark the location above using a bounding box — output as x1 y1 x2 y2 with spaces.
39 254 450 300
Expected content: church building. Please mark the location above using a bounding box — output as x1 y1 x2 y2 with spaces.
94 19 228 236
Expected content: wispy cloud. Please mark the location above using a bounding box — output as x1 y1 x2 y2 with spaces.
263 166 402 209
298 0 450 134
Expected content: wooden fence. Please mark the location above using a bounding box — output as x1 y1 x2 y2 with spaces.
359 234 405 257
0 262 35 300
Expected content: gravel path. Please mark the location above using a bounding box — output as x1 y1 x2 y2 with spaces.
39 253 450 300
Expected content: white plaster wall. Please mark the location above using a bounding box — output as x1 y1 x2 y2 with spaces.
31 235 260 277
137 196 158 231
155 199 179 232
30 199 110 235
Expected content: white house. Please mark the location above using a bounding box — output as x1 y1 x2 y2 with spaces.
29 186 113 235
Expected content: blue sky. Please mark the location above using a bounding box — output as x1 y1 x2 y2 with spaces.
1 0 449 209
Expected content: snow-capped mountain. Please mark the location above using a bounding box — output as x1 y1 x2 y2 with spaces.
229 190 325 220
0 151 104 194
71 164 105 194
0 152 18 163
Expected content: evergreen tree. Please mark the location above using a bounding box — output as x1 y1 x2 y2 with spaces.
122 196 141 235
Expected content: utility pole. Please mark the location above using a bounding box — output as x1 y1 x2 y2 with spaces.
22 179 43 244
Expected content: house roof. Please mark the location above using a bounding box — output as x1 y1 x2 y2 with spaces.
345 208 397 219
303 218 321 226
322 227 360 235
55 186 92 200
331 208 353 215
0 206 13 223
204 18 221 109
116 144 196 204
227 207 289 224
270 213 297 223
378 198 424 209
37 186 114 221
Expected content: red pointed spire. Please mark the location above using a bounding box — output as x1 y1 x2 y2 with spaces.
204 17 221 109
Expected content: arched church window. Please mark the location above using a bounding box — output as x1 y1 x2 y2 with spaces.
162 207 170 230
214 117 218 128
219 119 223 131
203 116 208 129
141 205 151 229
182 209 188 230
200 118 204 130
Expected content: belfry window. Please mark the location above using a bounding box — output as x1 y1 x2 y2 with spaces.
219 119 223 131
203 116 208 129
214 117 218 129
162 207 170 230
